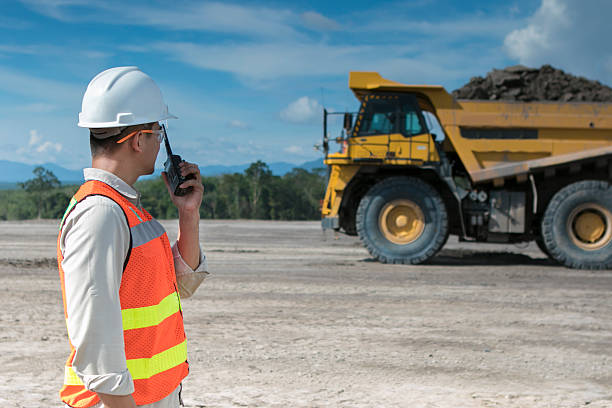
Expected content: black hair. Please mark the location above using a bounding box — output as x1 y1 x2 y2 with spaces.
89 123 154 157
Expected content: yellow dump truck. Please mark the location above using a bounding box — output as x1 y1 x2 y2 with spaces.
320 72 612 269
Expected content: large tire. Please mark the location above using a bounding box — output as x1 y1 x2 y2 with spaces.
535 237 553 259
541 180 612 269
356 177 448 264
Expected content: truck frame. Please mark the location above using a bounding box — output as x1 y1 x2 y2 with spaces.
320 72 612 269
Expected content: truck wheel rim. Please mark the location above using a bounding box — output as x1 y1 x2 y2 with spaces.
567 203 612 250
379 199 425 244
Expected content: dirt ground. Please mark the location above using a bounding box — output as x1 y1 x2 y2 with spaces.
0 219 610 408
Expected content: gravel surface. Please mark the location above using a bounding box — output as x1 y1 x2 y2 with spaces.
0 219 611 407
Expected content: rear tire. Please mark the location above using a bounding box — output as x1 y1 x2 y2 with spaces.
356 177 448 264
541 180 612 269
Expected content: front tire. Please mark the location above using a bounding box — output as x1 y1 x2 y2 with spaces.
356 177 448 264
541 180 612 269
535 237 552 259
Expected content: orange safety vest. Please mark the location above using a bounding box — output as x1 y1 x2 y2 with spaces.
57 180 188 407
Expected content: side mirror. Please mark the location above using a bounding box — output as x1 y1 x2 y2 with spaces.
343 112 353 131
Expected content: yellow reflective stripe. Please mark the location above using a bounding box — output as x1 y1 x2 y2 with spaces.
127 340 187 380
64 365 84 386
63 340 187 385
121 292 180 330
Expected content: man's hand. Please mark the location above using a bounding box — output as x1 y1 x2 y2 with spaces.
162 161 204 214
163 161 203 270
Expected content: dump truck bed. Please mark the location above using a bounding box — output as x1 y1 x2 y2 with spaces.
441 99 612 184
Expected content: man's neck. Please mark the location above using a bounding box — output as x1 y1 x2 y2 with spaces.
91 156 139 186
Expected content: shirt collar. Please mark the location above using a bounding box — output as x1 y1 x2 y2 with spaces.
83 168 141 207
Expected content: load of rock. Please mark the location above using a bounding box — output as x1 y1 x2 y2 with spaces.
452 64 612 102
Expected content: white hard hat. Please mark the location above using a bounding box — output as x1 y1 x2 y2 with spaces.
78 66 177 128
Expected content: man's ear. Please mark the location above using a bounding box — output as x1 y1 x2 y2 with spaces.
129 131 144 153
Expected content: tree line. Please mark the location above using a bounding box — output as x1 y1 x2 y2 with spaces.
0 162 327 221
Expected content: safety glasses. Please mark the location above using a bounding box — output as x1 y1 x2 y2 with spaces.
116 127 166 144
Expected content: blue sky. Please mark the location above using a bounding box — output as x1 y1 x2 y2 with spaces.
1 0 611 170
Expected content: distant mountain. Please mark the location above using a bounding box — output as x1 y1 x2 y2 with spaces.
0 158 326 187
0 161 83 184
194 159 324 177
39 163 84 184
300 158 326 171
190 158 324 177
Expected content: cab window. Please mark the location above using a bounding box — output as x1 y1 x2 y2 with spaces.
421 110 445 142
405 111 423 135
368 111 395 134
356 94 426 137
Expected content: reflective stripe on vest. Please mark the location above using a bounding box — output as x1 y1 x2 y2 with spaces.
131 219 166 248
122 292 181 330
64 340 187 385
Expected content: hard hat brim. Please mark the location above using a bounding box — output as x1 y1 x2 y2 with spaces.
78 112 178 128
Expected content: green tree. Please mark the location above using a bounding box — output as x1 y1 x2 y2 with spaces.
19 166 61 219
136 176 178 219
0 189 36 220
200 176 220 219
44 186 78 219
245 161 272 218
115 162 326 221
218 173 249 218
282 167 326 219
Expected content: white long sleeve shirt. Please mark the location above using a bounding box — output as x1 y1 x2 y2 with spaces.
59 168 208 407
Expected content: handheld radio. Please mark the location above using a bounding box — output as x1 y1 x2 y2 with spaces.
162 124 194 196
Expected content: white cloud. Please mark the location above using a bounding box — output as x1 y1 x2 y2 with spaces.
154 41 446 82
227 119 251 130
280 96 322 124
284 145 304 154
142 2 298 39
15 129 63 163
504 0 612 84
18 1 520 89
37 140 62 153
235 139 267 157
0 43 113 61
301 11 340 31
18 0 104 21
361 15 521 38
29 129 62 153
157 39 488 90
504 0 569 62
21 0 301 39
28 129 43 146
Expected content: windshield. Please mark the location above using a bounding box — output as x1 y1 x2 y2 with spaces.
355 94 426 137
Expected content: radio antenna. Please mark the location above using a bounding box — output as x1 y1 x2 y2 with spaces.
162 124 173 156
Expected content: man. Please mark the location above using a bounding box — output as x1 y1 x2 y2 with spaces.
57 66 208 408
